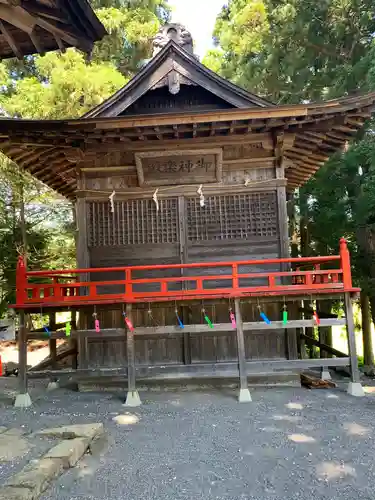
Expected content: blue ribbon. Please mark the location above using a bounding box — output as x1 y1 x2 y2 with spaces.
260 312 271 325
175 311 184 329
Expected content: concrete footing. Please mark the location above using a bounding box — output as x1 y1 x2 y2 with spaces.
238 388 252 403
347 382 365 397
14 392 32 408
321 369 332 380
47 381 59 391
123 391 142 407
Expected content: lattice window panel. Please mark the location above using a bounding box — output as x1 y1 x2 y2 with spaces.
87 198 178 247
186 192 278 242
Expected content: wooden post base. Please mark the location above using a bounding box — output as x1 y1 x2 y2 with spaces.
14 392 32 408
46 381 59 391
238 388 252 403
321 368 332 380
124 391 142 407
347 382 365 397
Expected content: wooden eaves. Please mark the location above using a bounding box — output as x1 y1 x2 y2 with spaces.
0 0 106 59
0 91 373 199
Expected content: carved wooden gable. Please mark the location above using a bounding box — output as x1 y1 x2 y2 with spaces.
84 41 273 119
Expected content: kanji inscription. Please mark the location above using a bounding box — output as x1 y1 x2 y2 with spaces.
135 149 223 186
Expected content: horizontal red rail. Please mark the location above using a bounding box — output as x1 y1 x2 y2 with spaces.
26 255 340 277
13 238 355 308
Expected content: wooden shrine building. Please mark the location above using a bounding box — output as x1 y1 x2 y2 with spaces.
0 0 106 59
5 23 375 406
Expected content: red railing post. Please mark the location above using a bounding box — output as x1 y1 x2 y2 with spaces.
340 238 352 289
16 255 27 305
232 264 239 291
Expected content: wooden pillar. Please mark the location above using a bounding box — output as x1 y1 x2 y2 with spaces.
47 312 59 390
14 310 32 407
360 291 374 369
124 304 141 406
344 292 365 396
70 310 78 370
77 334 88 369
286 301 298 360
182 306 192 365
234 299 252 402
178 196 191 365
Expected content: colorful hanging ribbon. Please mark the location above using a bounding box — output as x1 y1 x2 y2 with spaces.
65 322 71 337
282 309 288 325
260 311 271 324
311 298 320 325
257 299 271 325
313 309 320 325
175 308 184 329
93 312 100 332
202 308 214 329
123 312 134 332
229 308 237 329
40 312 50 336
283 302 288 326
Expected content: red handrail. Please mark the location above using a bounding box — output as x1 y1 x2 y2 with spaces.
13 239 355 308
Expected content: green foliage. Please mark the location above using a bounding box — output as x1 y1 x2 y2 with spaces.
207 0 375 102
0 50 126 119
92 0 170 75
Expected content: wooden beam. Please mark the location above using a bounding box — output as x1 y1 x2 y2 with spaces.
53 33 66 53
21 2 65 23
29 29 44 55
136 127 145 141
0 20 22 58
28 347 76 370
154 126 162 140
300 334 347 358
0 4 36 34
36 16 91 53
27 357 351 381
0 1 21 6
27 150 66 175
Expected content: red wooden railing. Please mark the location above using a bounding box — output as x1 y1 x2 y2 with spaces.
14 239 357 308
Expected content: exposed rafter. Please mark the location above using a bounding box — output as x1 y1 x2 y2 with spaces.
0 0 106 60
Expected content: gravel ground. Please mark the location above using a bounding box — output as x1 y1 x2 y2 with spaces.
1 378 375 500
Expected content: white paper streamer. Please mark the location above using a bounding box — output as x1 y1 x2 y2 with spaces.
197 184 205 207
153 188 159 211
109 190 116 213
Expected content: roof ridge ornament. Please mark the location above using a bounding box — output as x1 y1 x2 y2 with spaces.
153 23 193 56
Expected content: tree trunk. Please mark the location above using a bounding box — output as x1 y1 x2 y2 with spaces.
361 291 374 368
19 180 27 265
287 194 299 258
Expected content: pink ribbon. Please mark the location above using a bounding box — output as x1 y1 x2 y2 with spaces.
230 311 237 329
124 316 134 332
95 319 100 332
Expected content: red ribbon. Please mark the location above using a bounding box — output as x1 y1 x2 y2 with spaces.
313 310 320 325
